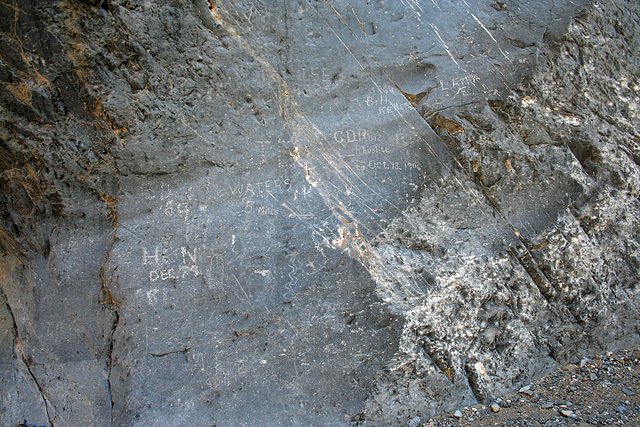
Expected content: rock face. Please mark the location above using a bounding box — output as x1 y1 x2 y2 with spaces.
1 0 639 425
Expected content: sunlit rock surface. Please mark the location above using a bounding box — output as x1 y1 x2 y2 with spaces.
1 0 639 425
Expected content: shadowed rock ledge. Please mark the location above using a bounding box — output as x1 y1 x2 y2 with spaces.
1 0 639 425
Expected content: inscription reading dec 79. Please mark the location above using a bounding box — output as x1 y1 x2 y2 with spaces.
143 246 200 282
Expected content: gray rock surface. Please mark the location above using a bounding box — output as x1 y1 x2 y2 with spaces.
1 0 639 425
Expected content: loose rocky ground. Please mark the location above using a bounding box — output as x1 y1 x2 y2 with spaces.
426 348 640 426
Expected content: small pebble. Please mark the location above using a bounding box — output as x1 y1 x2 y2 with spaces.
490 402 500 413
519 385 534 397
590 373 597 380
453 410 462 418
622 387 635 396
542 402 554 409
559 409 576 418
618 405 627 413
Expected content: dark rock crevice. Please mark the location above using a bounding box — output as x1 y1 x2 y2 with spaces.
1 277 53 426
192 0 230 48
21 353 54 427
146 347 191 359
100 231 120 427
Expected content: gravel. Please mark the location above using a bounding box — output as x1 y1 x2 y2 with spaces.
426 348 640 426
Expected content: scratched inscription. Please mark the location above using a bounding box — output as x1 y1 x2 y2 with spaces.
363 85 415 115
333 128 379 144
228 178 292 198
143 246 200 282
331 126 424 180
439 73 483 97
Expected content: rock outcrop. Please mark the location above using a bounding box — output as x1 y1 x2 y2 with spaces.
1 0 639 425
